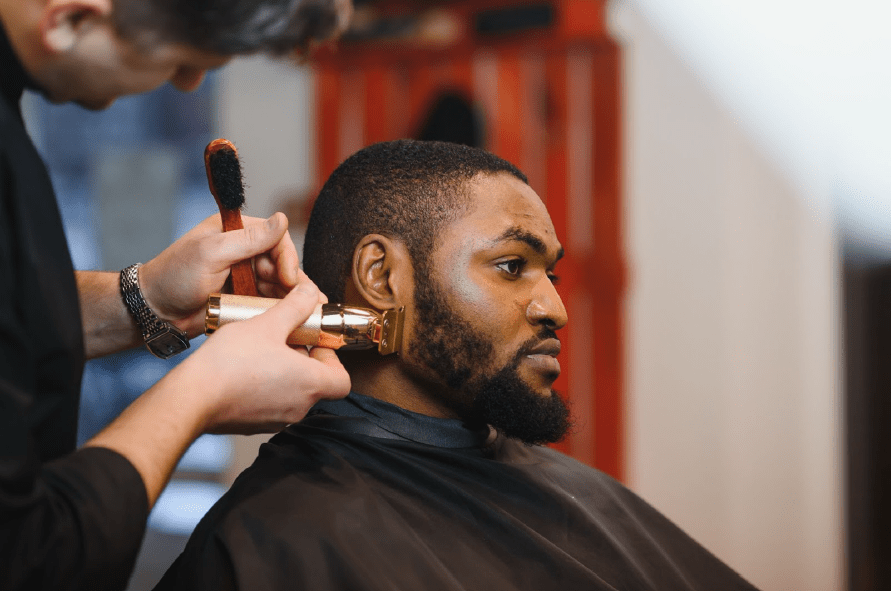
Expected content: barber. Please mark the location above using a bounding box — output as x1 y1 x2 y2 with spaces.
0 1 352 589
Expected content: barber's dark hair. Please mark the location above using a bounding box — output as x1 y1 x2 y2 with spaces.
303 139 528 302
112 0 352 55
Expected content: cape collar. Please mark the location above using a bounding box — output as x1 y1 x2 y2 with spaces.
313 392 492 449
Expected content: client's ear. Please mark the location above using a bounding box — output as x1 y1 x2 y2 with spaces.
351 234 412 310
41 0 112 53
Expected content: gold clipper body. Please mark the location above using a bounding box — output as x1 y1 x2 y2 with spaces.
205 293 404 355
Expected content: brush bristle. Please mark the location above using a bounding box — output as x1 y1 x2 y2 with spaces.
208 147 245 210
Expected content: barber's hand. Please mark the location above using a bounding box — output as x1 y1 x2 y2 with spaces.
139 213 298 337
172 277 351 434
87 276 350 508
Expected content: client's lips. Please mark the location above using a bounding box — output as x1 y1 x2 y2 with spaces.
526 339 561 357
523 339 561 376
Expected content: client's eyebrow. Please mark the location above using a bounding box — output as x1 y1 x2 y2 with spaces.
497 226 564 262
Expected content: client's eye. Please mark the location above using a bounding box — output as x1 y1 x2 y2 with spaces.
496 259 524 276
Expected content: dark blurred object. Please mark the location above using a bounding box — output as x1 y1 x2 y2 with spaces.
844 246 891 591
343 1 565 45
474 3 554 36
416 91 482 147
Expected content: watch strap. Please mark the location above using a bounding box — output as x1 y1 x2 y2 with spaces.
120 263 190 359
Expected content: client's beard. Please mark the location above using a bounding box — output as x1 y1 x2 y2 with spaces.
409 266 571 445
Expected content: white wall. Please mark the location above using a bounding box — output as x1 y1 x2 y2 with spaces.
613 3 843 590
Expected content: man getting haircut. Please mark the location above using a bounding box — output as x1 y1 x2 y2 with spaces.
156 140 760 591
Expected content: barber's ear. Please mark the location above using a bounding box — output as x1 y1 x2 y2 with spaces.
351 234 411 310
41 0 112 53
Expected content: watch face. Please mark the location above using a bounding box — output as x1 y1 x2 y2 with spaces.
146 328 190 359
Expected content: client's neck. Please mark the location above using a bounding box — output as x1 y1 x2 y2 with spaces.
342 351 459 419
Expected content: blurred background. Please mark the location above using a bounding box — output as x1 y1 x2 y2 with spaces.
26 0 891 588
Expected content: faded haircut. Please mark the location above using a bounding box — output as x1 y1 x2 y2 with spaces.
303 139 528 302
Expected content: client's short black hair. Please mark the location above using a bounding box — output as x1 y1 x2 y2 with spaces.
303 139 528 302
112 0 351 56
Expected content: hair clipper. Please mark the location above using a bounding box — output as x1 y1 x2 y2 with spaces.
205 293 404 355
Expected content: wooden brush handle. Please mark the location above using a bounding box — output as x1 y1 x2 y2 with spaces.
205 139 259 297
228 247 259 297
217 206 258 298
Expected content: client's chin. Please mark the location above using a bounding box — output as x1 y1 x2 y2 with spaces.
470 364 572 445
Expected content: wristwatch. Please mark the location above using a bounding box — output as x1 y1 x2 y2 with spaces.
120 263 190 359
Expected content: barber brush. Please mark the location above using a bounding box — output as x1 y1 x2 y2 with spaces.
205 293 405 355
205 138 259 297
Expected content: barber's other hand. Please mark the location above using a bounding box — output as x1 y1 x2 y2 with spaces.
170 278 351 434
139 212 298 336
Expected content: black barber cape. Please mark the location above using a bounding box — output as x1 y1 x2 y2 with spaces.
157 392 759 591
0 19 148 591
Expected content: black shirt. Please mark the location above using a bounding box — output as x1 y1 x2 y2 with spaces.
156 392 759 591
0 19 148 591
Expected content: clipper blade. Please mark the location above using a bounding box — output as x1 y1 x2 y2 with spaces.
377 308 404 355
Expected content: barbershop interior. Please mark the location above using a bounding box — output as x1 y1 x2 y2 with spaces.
23 0 891 589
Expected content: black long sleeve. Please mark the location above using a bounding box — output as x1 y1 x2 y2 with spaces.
1 447 149 591
0 17 149 590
